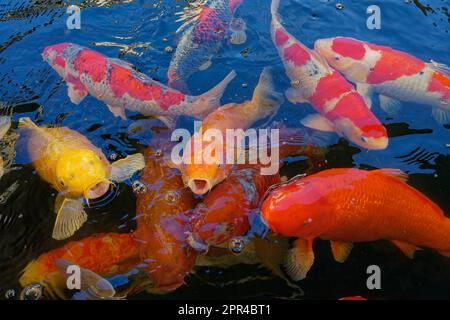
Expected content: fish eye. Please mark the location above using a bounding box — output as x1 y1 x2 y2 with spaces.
361 136 368 143
334 55 341 61
59 180 65 186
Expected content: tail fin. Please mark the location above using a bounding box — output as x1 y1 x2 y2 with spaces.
251 67 284 120
271 0 284 26
18 117 38 130
271 0 280 16
188 70 236 119
168 78 191 95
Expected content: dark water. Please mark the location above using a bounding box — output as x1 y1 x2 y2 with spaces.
0 0 449 300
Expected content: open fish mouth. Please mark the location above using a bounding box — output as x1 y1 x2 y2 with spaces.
188 178 212 195
85 179 111 200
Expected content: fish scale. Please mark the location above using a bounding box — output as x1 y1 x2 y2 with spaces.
373 70 441 106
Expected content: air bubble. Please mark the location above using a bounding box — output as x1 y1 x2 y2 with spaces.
132 180 147 194
164 46 173 54
229 237 247 254
20 284 43 300
336 3 344 10
5 289 15 299
164 190 180 204
155 149 163 157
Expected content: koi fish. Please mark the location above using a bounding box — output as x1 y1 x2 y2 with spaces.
18 117 145 240
133 135 199 292
314 37 450 124
0 116 11 178
19 233 140 299
261 168 450 280
187 126 326 251
43 43 236 128
187 167 281 252
171 67 283 195
270 0 388 150
168 0 246 91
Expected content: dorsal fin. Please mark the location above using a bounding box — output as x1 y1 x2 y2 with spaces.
428 61 450 78
372 168 409 183
175 0 209 34
109 58 134 70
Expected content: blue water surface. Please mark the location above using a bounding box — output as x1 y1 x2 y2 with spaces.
0 0 449 299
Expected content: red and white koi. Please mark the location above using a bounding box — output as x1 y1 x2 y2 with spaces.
43 43 236 128
270 0 388 150
314 37 450 124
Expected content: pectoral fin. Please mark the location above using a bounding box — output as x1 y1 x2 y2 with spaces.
199 58 213 71
107 105 127 120
330 241 353 263
285 87 307 104
54 259 116 299
285 238 315 281
52 196 87 240
67 83 87 105
379 95 402 115
391 240 417 259
229 18 247 45
432 107 450 125
110 153 145 182
300 114 335 132
356 83 373 109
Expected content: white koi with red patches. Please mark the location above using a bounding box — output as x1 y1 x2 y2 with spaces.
270 0 388 150
314 37 450 124
43 43 236 128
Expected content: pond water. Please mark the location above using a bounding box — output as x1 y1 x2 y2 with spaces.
0 0 449 300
